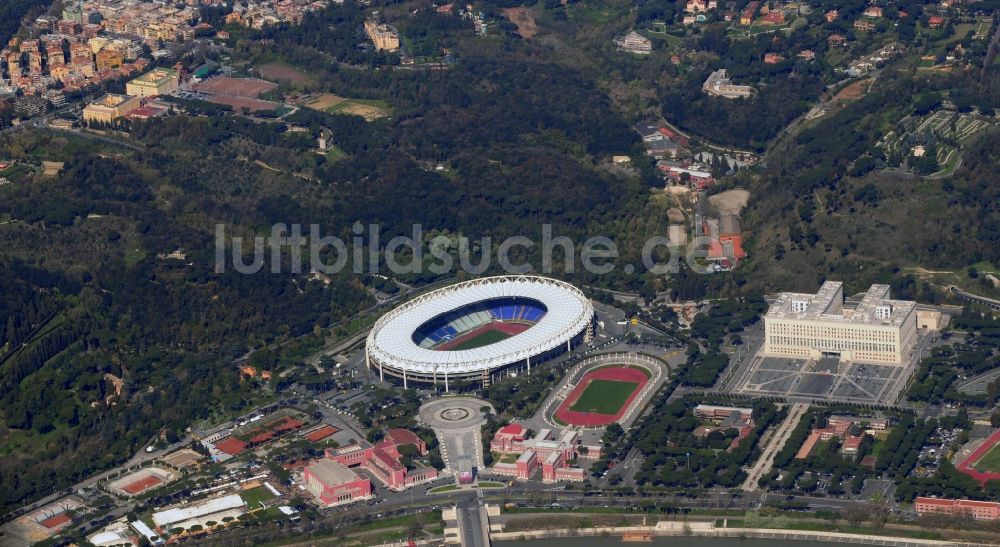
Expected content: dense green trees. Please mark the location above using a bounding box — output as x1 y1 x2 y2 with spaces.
629 396 779 489
0 0 50 47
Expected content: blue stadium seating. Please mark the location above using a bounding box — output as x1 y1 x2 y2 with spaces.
413 297 548 348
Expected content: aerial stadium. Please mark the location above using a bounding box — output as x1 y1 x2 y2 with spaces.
366 276 595 388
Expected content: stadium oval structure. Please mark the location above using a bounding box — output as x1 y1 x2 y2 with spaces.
366 276 594 388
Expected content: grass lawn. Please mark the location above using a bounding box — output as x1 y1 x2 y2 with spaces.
0 163 34 182
323 98 391 119
325 145 346 162
973 443 1000 473
478 481 506 488
448 329 512 350
568 2 625 24
240 486 276 508
568 379 639 414
498 453 519 464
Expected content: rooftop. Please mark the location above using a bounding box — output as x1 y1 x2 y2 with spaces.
307 458 361 485
766 282 915 327
132 67 178 84
152 494 245 527
92 93 131 107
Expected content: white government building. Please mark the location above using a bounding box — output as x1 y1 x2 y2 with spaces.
763 282 919 364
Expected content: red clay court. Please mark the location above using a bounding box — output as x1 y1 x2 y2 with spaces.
957 428 1000 484
215 437 248 456
122 475 163 495
304 424 340 443
554 366 650 427
193 76 281 113
39 512 71 529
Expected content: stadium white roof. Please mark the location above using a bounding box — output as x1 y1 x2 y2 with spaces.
152 494 245 527
367 276 593 376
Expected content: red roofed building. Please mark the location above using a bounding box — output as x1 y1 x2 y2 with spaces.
740 1 760 25
828 34 847 47
825 9 838 22
304 458 372 506
915 497 1000 520
764 52 785 64
377 428 426 459
928 16 945 28
863 6 883 18
491 423 529 452
489 425 594 482
325 428 438 490
760 11 785 25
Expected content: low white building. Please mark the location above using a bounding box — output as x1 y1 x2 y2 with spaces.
615 31 653 54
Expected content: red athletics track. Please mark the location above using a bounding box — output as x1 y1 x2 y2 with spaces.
554 366 649 427
957 428 1000 484
435 322 530 351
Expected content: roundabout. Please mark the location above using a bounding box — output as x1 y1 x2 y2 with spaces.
418 397 494 474
419 397 492 430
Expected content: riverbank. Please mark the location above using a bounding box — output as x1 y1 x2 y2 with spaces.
490 520 993 547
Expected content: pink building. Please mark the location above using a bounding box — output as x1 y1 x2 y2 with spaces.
489 425 594 483
303 458 372 506
325 428 438 491
915 497 1000 520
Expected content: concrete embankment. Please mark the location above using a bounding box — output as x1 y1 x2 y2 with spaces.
490 521 990 547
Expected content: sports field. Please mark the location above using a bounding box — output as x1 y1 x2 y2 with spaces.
568 379 640 414
304 93 390 121
957 428 1000 484
122 475 163 495
436 322 530 351
240 485 275 507
554 365 651 427
450 329 512 350
973 443 1000 473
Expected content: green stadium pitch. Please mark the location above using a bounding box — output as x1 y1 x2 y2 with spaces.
448 329 513 351
973 443 1000 474
568 379 640 415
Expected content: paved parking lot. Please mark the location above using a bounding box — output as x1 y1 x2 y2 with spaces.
734 353 909 405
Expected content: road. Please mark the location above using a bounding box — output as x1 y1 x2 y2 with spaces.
951 285 1000 311
457 498 491 547
955 367 1000 395
742 402 809 491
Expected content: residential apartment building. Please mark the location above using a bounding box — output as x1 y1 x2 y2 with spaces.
364 20 400 52
764 282 917 364
702 69 753 98
615 30 653 54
